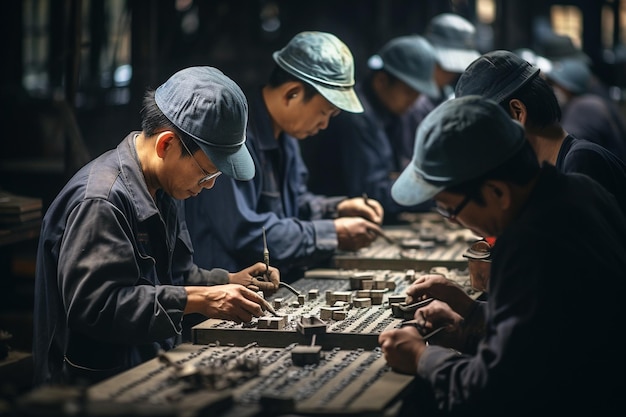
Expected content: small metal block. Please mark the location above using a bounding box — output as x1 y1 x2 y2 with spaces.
319 307 341 320
307 289 319 300
332 310 347 321
257 316 288 329
356 290 371 298
332 291 352 302
405 269 416 281
273 298 284 309
387 295 406 304
353 297 372 308
291 345 322 366
372 280 388 290
297 295 306 305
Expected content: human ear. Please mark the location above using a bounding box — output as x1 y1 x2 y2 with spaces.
155 131 176 158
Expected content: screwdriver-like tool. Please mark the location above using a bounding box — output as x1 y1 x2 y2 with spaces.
262 226 270 281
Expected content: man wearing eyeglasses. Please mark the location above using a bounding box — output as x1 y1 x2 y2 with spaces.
378 96 626 415
33 67 280 386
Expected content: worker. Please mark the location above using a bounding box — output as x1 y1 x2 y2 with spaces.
301 34 439 223
33 66 280 385
379 95 626 415
185 31 384 282
545 57 626 161
455 49 626 216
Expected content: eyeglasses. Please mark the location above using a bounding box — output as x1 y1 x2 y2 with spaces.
436 194 471 220
177 136 222 185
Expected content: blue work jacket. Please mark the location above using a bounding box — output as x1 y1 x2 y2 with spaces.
302 81 431 222
185 90 344 282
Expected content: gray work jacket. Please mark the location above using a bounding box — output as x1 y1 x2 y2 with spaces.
33 132 228 385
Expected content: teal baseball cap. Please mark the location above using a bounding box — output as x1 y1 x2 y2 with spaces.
273 31 363 113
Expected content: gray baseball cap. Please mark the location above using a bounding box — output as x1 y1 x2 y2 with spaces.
273 31 363 113
155 66 254 181
367 35 440 99
455 50 541 104
391 95 526 206
544 58 591 94
425 13 481 73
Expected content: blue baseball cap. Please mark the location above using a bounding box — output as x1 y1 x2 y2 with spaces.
391 95 526 206
155 66 255 181
367 35 440 98
273 31 363 113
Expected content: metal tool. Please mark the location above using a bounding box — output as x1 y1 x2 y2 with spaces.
278 281 301 296
262 226 269 281
261 297 279 317
400 320 446 341
362 193 399 245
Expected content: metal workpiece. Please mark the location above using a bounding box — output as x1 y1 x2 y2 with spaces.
193 267 476 349
333 213 481 270
88 343 414 416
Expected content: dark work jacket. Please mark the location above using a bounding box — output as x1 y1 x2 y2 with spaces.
416 164 626 416
556 134 626 216
401 85 454 159
185 90 344 282
34 133 229 385
561 94 626 162
302 81 430 223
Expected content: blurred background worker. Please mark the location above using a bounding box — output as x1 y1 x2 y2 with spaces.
185 31 384 283
301 35 439 224
402 13 481 157
544 58 626 162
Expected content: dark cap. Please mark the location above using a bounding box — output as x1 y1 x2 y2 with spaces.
454 50 540 104
425 13 481 73
367 35 439 98
391 95 526 206
544 58 591 94
155 66 254 181
536 34 591 65
273 31 363 113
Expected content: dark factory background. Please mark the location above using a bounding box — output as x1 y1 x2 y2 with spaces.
0 0 625 399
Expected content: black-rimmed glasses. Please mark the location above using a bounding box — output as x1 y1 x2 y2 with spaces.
178 136 222 185
436 194 471 220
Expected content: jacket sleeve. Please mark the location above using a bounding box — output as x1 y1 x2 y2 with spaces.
186 172 338 275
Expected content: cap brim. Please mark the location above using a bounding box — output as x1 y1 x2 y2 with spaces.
313 83 364 113
435 47 481 73
545 71 583 94
393 71 441 99
200 141 255 181
391 164 444 206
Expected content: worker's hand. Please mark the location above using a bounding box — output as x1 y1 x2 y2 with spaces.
334 217 382 251
229 262 280 294
184 284 270 323
378 326 426 375
337 197 384 225
413 300 477 351
414 299 464 332
406 274 476 318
